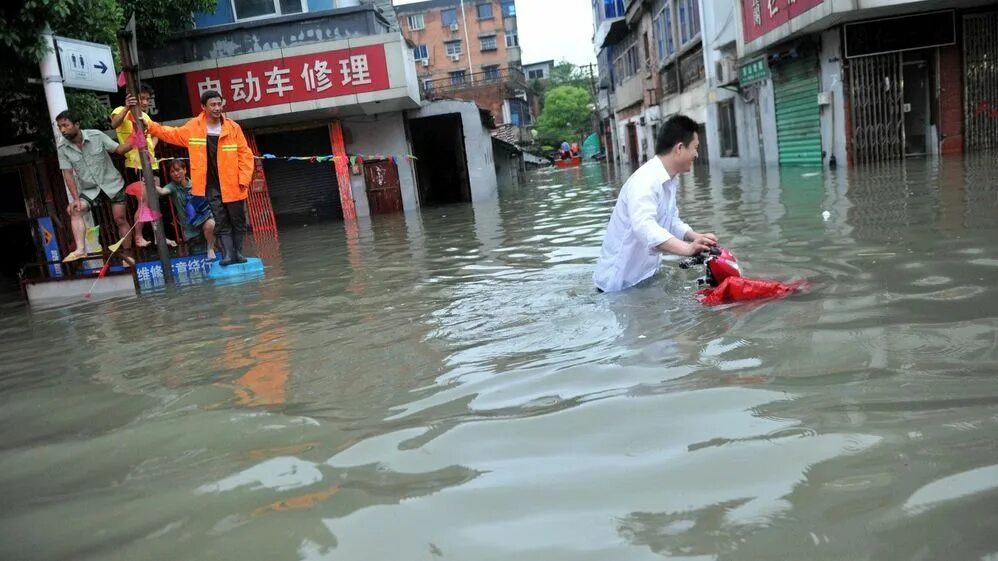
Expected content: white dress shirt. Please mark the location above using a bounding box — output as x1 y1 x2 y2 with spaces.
594 157 691 292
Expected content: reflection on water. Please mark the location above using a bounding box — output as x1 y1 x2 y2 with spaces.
1 156 997 561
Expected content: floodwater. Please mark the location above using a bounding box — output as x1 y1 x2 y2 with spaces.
2 156 998 561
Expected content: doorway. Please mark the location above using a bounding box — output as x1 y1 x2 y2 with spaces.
0 167 38 292
254 126 342 225
363 159 404 214
902 52 931 155
626 123 639 167
408 114 471 205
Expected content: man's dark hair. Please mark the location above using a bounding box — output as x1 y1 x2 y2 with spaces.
168 158 188 171
655 115 699 155
200 90 223 106
139 83 155 96
55 110 80 124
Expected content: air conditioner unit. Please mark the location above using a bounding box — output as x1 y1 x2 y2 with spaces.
449 54 461 62
717 57 737 84
421 59 429 66
449 23 459 31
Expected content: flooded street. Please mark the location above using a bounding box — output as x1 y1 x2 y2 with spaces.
2 157 998 560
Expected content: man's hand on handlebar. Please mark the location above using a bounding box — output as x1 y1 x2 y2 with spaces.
690 232 718 248
686 239 713 256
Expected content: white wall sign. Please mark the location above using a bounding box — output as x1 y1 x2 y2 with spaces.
55 36 118 93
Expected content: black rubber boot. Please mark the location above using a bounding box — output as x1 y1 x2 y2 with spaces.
219 234 235 267
232 232 248 264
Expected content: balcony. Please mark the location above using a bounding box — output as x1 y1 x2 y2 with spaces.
613 74 643 112
422 67 526 98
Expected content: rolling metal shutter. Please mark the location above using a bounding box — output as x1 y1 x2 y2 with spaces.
255 127 342 223
773 53 823 166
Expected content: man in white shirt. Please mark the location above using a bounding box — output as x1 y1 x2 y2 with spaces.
594 115 718 292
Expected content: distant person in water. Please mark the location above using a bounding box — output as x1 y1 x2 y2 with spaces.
594 114 718 292
559 141 572 160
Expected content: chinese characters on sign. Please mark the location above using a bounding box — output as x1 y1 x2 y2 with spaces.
741 0 823 43
136 255 215 289
738 58 769 85
185 45 390 114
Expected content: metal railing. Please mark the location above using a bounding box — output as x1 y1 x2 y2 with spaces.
422 67 526 96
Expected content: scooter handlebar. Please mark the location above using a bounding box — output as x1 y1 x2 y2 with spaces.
678 246 722 269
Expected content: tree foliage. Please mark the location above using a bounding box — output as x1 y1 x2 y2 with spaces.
549 61 590 89
528 60 593 115
534 85 594 149
0 0 216 147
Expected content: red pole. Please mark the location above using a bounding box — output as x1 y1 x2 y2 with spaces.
328 121 357 222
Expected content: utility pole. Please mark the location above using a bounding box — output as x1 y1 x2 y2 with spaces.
118 15 173 285
459 0 475 84
39 25 68 142
587 63 600 136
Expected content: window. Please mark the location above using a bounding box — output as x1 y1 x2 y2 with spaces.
654 3 676 61
603 0 625 19
441 8 458 26
450 70 466 85
501 0 515 17
678 0 700 45
477 3 493 19
718 99 738 157
413 44 428 61
508 97 528 126
480 35 497 51
233 0 304 21
613 33 640 84
422 77 434 91
528 68 544 79
407 14 425 30
445 40 462 56
483 64 501 80
505 31 519 47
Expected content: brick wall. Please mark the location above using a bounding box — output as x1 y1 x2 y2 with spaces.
400 0 513 80
938 43 963 155
448 83 507 123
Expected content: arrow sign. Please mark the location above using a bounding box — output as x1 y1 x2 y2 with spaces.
55 36 117 93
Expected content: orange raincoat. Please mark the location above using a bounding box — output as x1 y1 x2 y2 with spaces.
146 113 254 203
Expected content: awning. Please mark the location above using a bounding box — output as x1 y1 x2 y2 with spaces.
595 17 628 49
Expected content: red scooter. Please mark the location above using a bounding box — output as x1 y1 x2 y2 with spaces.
679 247 805 305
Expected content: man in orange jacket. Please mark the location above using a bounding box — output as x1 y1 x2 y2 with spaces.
131 90 255 266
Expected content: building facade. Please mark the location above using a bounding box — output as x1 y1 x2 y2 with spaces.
396 0 532 143
703 0 998 168
595 0 711 169
523 59 554 81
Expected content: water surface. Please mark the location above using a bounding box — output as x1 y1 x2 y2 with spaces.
2 156 997 560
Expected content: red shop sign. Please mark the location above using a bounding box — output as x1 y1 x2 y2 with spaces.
741 0 824 43
185 44 390 113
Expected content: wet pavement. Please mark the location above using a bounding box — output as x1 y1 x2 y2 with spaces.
2 156 997 560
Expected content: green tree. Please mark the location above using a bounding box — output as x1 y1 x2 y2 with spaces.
534 85 594 149
549 61 589 88
527 60 594 115
0 0 216 147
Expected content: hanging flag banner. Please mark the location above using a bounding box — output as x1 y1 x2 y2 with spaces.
155 153 417 165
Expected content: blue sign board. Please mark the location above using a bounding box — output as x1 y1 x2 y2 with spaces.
36 217 63 278
135 254 215 290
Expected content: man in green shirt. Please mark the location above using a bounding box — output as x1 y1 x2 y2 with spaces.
56 110 136 263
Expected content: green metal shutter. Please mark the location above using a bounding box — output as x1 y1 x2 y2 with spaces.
773 54 822 166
